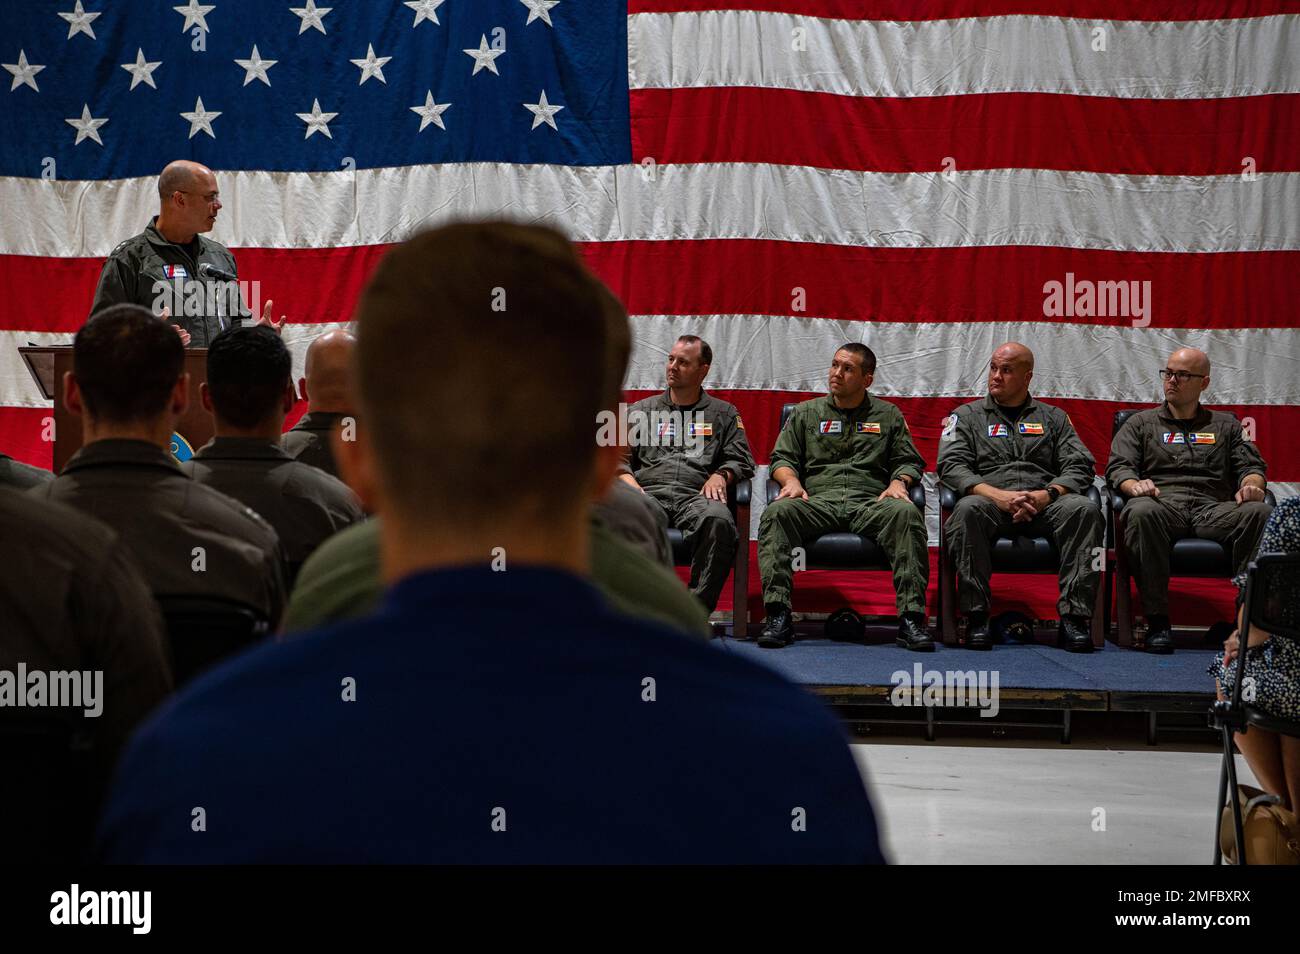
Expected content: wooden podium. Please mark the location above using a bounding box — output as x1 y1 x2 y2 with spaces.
18 346 215 474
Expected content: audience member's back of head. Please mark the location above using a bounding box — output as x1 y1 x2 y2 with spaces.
206 326 291 427
74 305 183 425
354 222 608 536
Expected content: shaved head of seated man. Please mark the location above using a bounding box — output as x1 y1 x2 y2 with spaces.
88 160 287 348
97 222 884 864
281 329 357 479
1106 346 1271 653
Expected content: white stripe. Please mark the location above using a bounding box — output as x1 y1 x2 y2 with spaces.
3 164 1297 257
623 315 1300 406
0 323 350 409
629 11 1300 99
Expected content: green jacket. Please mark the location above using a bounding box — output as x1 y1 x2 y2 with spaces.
937 395 1096 496
769 394 924 498
625 390 755 494
281 517 712 639
89 217 250 346
1106 402 1267 503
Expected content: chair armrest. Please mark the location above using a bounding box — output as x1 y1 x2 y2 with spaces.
1085 484 1103 509
909 482 926 512
734 477 751 507
1265 489 1277 506
939 483 958 512
765 478 781 505
1110 489 1126 514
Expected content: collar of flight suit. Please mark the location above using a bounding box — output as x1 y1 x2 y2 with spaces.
144 216 203 258
196 436 295 461
294 410 348 432
657 388 713 412
1155 401 1212 429
63 438 185 475
981 393 1039 421
823 392 873 417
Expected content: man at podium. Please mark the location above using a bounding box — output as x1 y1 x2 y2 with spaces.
88 160 284 346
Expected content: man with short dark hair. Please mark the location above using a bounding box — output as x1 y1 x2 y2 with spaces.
98 223 883 864
758 343 930 650
620 335 755 612
29 305 287 626
281 329 356 478
89 160 285 346
937 343 1102 652
183 326 364 584
1107 346 1270 653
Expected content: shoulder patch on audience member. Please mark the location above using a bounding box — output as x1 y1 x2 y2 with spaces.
735 415 744 430
857 422 881 434
1190 432 1216 444
818 420 843 435
988 424 1009 437
1162 431 1185 444
1018 421 1044 435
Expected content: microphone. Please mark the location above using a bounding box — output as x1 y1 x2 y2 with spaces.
199 262 237 283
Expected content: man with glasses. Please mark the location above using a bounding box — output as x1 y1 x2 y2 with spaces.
1106 347 1271 653
89 160 285 346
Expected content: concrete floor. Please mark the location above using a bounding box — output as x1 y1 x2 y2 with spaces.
853 742 1258 864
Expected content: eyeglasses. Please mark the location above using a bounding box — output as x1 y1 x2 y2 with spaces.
1159 369 1207 383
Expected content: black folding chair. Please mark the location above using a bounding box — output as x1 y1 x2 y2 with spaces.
665 479 752 636
155 595 272 687
1210 552 1300 864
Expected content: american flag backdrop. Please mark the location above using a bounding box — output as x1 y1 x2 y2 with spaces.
1 0 1298 541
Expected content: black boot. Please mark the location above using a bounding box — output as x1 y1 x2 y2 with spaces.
965 611 991 651
1145 615 1173 654
1059 614 1093 653
896 613 935 652
757 604 794 648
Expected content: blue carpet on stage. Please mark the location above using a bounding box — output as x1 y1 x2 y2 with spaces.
717 638 1219 693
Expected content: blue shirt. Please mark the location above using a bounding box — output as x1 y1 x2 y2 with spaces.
97 566 883 863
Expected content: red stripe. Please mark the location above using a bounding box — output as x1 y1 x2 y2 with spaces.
632 89 1300 175
579 241 1300 329
623 390 1300 481
629 0 1300 19
15 241 1298 335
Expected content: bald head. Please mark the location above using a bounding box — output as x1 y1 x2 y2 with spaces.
301 329 357 412
1168 347 1209 375
158 160 213 202
987 342 1034 404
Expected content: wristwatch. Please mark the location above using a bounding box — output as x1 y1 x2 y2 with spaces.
1046 486 1061 503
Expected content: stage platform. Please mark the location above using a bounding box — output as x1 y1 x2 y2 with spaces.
715 634 1221 745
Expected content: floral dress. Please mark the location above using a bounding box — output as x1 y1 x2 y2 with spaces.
1208 496 1300 721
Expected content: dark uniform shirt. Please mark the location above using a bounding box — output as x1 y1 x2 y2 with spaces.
0 489 172 767
281 411 348 479
937 395 1096 496
183 437 364 578
0 453 53 490
624 390 755 492
98 566 882 863
89 217 251 347
770 394 924 498
1106 402 1267 504
27 439 287 625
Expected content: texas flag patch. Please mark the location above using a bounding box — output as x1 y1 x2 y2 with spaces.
1162 432 1185 444
988 424 1009 437
819 420 843 435
1190 432 1217 444
857 422 881 434
1018 422 1044 435
687 421 713 437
